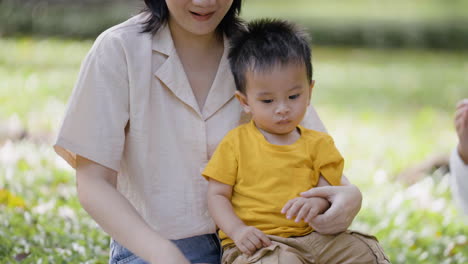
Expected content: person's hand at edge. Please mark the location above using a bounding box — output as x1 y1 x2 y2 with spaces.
455 99 468 164
150 239 190 264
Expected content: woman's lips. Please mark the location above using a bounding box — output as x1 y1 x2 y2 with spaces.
190 11 214 21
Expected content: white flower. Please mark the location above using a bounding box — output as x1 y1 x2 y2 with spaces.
33 200 56 215
58 206 76 220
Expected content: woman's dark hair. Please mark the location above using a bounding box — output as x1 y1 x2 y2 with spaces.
141 0 243 37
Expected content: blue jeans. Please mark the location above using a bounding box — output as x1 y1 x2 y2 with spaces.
109 233 221 264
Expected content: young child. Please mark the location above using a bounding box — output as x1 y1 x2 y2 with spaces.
203 19 389 264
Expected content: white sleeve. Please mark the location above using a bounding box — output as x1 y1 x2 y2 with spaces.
300 104 327 133
54 31 129 172
449 148 468 215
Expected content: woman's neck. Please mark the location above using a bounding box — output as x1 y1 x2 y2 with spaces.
167 19 225 110
169 21 223 57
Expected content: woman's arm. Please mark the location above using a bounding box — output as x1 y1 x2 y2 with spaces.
76 155 189 264
300 176 362 234
300 105 362 234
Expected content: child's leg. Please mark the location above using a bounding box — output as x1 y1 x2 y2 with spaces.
300 231 390 264
221 237 308 264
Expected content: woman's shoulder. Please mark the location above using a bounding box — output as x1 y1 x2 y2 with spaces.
92 13 152 53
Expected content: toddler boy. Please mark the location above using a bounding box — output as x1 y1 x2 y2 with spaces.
203 19 389 264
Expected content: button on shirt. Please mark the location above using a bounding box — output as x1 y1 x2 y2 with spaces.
54 13 327 240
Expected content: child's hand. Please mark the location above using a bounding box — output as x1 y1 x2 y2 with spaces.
281 197 330 223
231 225 271 256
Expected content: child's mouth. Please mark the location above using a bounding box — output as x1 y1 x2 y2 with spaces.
277 120 291 125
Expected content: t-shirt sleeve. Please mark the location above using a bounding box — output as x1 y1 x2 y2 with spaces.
202 134 238 186
314 135 344 186
54 32 129 172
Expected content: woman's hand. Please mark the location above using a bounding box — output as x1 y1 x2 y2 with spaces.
300 184 362 234
151 240 190 264
76 156 189 264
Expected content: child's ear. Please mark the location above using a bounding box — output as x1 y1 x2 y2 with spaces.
235 91 251 114
308 80 315 105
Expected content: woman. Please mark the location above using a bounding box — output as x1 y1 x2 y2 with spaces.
54 0 362 263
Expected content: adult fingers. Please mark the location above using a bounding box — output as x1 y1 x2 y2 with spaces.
310 204 350 234
455 109 468 132
309 212 346 234
300 186 335 199
456 98 468 109
455 104 468 120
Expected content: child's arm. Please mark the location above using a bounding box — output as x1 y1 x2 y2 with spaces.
281 175 331 223
297 136 361 234
207 179 271 255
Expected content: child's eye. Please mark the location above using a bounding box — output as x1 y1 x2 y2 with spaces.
289 94 300 100
261 99 273 104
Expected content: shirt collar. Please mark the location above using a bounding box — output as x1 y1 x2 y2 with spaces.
152 23 174 56
152 24 236 120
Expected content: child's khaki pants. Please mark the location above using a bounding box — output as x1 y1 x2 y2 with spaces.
222 231 390 264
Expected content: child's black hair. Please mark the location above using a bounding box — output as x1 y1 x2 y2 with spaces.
228 18 312 94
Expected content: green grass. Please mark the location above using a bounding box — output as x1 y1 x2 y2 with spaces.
243 0 468 49
242 0 468 22
0 38 92 133
1 37 467 263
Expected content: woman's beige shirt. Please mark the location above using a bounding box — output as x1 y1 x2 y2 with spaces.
54 13 326 240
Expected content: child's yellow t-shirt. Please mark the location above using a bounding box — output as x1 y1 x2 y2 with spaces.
202 121 344 247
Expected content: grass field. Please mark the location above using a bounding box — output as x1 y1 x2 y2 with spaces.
1 37 467 263
242 0 468 22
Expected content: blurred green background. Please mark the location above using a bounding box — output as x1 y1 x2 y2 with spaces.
1 0 467 263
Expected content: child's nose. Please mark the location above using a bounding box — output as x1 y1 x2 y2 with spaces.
275 103 290 115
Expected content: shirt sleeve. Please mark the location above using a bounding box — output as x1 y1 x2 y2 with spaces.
202 134 238 186
314 135 344 186
300 104 327 133
449 148 468 215
54 32 129 172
